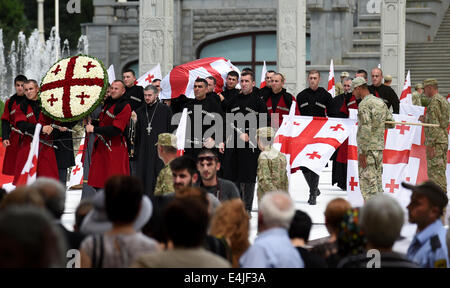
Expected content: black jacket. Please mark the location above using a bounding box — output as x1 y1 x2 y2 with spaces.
296 87 334 117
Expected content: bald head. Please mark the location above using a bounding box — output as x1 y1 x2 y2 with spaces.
258 191 295 230
371 68 383 87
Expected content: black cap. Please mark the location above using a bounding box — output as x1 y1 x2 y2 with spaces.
402 181 448 209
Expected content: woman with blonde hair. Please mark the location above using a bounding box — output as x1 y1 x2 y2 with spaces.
209 199 250 267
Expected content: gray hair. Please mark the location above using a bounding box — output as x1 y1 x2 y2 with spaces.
31 177 66 219
360 195 404 249
144 85 159 95
259 191 295 229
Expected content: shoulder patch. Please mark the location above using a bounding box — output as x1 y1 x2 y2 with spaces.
430 235 441 252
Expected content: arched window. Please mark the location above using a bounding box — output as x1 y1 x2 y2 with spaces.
123 61 139 77
198 32 310 83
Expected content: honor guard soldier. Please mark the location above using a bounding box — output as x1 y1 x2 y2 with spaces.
86 80 132 189
296 70 334 205
352 77 394 200
1 75 27 176
403 181 449 268
419 79 450 193
256 127 288 201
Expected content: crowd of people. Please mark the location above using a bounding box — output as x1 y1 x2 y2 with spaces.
0 65 449 268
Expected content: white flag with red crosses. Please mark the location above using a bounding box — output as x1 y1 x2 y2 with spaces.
346 113 419 208
68 132 86 188
274 115 353 175
136 64 162 88
16 124 42 186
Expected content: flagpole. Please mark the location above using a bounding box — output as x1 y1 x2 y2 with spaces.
385 121 439 127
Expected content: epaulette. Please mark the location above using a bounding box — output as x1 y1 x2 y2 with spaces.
430 235 441 252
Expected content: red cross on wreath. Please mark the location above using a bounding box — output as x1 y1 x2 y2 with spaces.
83 61 96 72
76 92 90 105
47 94 58 106
40 56 104 118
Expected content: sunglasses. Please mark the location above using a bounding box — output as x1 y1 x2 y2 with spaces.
197 156 217 163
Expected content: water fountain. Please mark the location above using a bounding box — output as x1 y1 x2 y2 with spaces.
0 27 89 102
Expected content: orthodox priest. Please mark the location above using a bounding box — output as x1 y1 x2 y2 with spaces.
134 85 173 196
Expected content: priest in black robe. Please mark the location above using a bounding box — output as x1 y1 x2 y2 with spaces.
135 85 174 196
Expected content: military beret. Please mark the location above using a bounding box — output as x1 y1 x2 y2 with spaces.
155 133 177 148
341 71 350 78
423 78 438 87
351 77 367 90
256 127 275 138
415 83 423 90
384 75 392 82
402 181 448 209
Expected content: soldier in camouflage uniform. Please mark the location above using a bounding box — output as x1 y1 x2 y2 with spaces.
419 79 449 193
412 83 424 106
256 127 289 201
154 133 178 196
352 77 395 200
335 71 349 96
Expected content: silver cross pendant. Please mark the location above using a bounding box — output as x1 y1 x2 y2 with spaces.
146 124 152 135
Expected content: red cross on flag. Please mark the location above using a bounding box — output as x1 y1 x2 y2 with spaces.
136 63 162 88
327 59 335 98
399 70 412 104
160 57 241 100
260 61 267 88
68 132 86 188
346 113 420 208
274 111 353 176
16 124 42 186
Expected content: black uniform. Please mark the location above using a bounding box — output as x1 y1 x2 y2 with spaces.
183 96 225 161
54 121 77 185
259 86 272 101
223 90 268 212
369 84 399 114
296 87 334 205
123 85 145 112
221 87 239 111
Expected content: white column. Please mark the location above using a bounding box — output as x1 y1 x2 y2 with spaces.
277 0 306 94
55 0 59 37
139 0 174 77
381 0 406 95
37 0 45 43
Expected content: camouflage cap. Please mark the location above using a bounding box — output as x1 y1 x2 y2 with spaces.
256 127 275 138
384 74 392 82
415 83 423 90
341 71 350 78
351 77 367 90
423 78 438 87
155 133 177 148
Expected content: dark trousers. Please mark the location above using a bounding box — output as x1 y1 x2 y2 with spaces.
130 160 138 177
302 167 320 196
235 182 256 212
58 168 67 186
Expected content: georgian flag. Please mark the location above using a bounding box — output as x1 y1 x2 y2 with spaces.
68 132 86 188
399 70 412 104
327 59 336 98
160 57 240 100
274 113 353 175
346 113 419 208
136 63 162 88
16 124 42 186
260 61 268 88
175 108 188 156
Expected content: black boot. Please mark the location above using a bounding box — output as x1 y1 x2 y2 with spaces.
308 192 317 205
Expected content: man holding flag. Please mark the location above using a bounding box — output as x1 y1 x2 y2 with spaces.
295 70 334 205
353 77 395 200
419 79 449 193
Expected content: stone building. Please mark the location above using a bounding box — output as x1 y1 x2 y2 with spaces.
81 0 450 95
